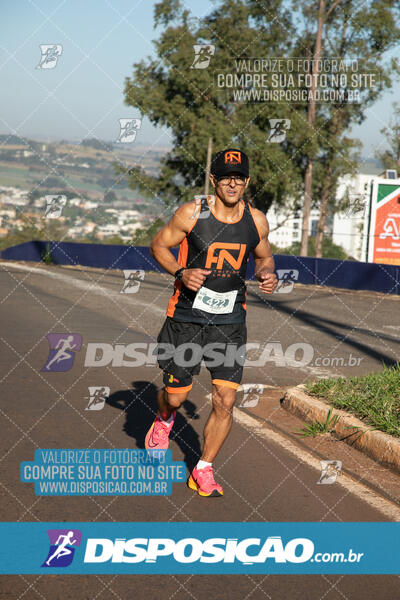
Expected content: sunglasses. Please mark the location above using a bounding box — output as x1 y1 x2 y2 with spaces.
215 175 247 186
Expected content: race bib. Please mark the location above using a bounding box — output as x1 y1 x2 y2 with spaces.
192 286 238 314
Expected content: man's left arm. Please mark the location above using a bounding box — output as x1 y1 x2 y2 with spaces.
251 208 278 294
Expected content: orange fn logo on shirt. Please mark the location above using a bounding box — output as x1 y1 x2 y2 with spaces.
205 242 246 270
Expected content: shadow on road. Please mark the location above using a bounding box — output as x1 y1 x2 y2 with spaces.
247 289 399 367
106 380 202 471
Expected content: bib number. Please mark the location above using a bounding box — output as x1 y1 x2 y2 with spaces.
192 286 238 314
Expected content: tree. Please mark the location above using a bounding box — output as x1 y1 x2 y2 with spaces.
276 236 350 260
102 234 125 245
120 0 302 213
131 218 165 246
0 215 68 251
103 190 118 203
295 0 400 255
120 0 399 259
81 138 113 152
299 0 331 257
376 102 400 172
313 125 360 257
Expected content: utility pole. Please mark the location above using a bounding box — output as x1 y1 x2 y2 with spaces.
300 0 325 256
204 136 213 195
300 0 343 256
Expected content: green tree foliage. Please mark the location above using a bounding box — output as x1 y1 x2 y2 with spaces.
275 235 350 260
101 234 125 245
81 138 113 152
103 190 118 203
376 102 400 172
131 218 166 246
0 215 68 251
294 0 400 254
121 0 400 257
121 0 302 212
41 175 65 188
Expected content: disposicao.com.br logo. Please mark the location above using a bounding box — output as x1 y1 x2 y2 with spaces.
82 536 363 566
0 522 375 574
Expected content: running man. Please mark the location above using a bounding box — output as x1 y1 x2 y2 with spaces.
145 148 277 497
45 335 77 371
45 531 77 565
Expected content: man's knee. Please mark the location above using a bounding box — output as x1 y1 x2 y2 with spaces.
165 388 190 408
212 384 237 417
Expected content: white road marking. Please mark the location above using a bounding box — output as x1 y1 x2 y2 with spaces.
0 261 165 315
233 406 400 521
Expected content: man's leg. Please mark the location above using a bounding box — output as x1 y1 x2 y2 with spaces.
157 387 189 420
187 382 237 498
201 383 236 462
147 315 199 450
187 321 245 497
145 379 193 450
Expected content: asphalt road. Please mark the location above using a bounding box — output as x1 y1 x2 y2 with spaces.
1 261 400 599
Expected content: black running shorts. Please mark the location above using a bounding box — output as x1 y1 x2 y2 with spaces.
156 317 247 393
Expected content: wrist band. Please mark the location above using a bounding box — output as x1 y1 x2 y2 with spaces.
174 267 185 280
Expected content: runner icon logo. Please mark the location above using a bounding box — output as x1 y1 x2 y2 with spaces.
317 460 342 485
237 383 264 408
44 195 67 218
190 44 215 69
85 386 110 411
117 119 142 143
275 269 299 294
42 529 82 567
36 44 63 69
267 119 291 143
41 333 82 372
120 270 145 294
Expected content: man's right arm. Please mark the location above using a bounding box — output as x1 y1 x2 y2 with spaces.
150 203 211 291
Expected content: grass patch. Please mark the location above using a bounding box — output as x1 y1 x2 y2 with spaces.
41 244 54 265
298 407 340 438
305 364 400 438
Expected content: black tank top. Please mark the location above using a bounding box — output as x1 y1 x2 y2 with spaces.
166 196 261 324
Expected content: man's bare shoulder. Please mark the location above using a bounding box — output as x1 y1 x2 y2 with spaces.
171 201 200 232
250 205 269 237
175 200 198 218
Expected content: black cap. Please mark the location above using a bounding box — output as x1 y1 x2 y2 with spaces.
211 148 249 178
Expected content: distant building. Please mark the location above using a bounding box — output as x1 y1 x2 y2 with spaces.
80 200 98 209
332 173 372 260
97 224 120 238
267 207 324 248
379 168 398 180
266 172 374 260
0 208 16 218
121 223 142 234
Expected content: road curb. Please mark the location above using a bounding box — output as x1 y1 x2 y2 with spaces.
282 385 400 474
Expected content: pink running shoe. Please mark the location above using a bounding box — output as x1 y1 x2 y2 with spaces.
145 412 175 450
187 465 223 497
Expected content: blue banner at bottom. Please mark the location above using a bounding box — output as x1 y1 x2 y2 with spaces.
0 522 398 574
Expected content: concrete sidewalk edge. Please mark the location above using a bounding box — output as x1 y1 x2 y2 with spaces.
282 386 400 474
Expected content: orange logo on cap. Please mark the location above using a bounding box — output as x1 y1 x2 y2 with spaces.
224 151 241 165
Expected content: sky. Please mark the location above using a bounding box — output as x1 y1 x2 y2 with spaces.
0 0 399 160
